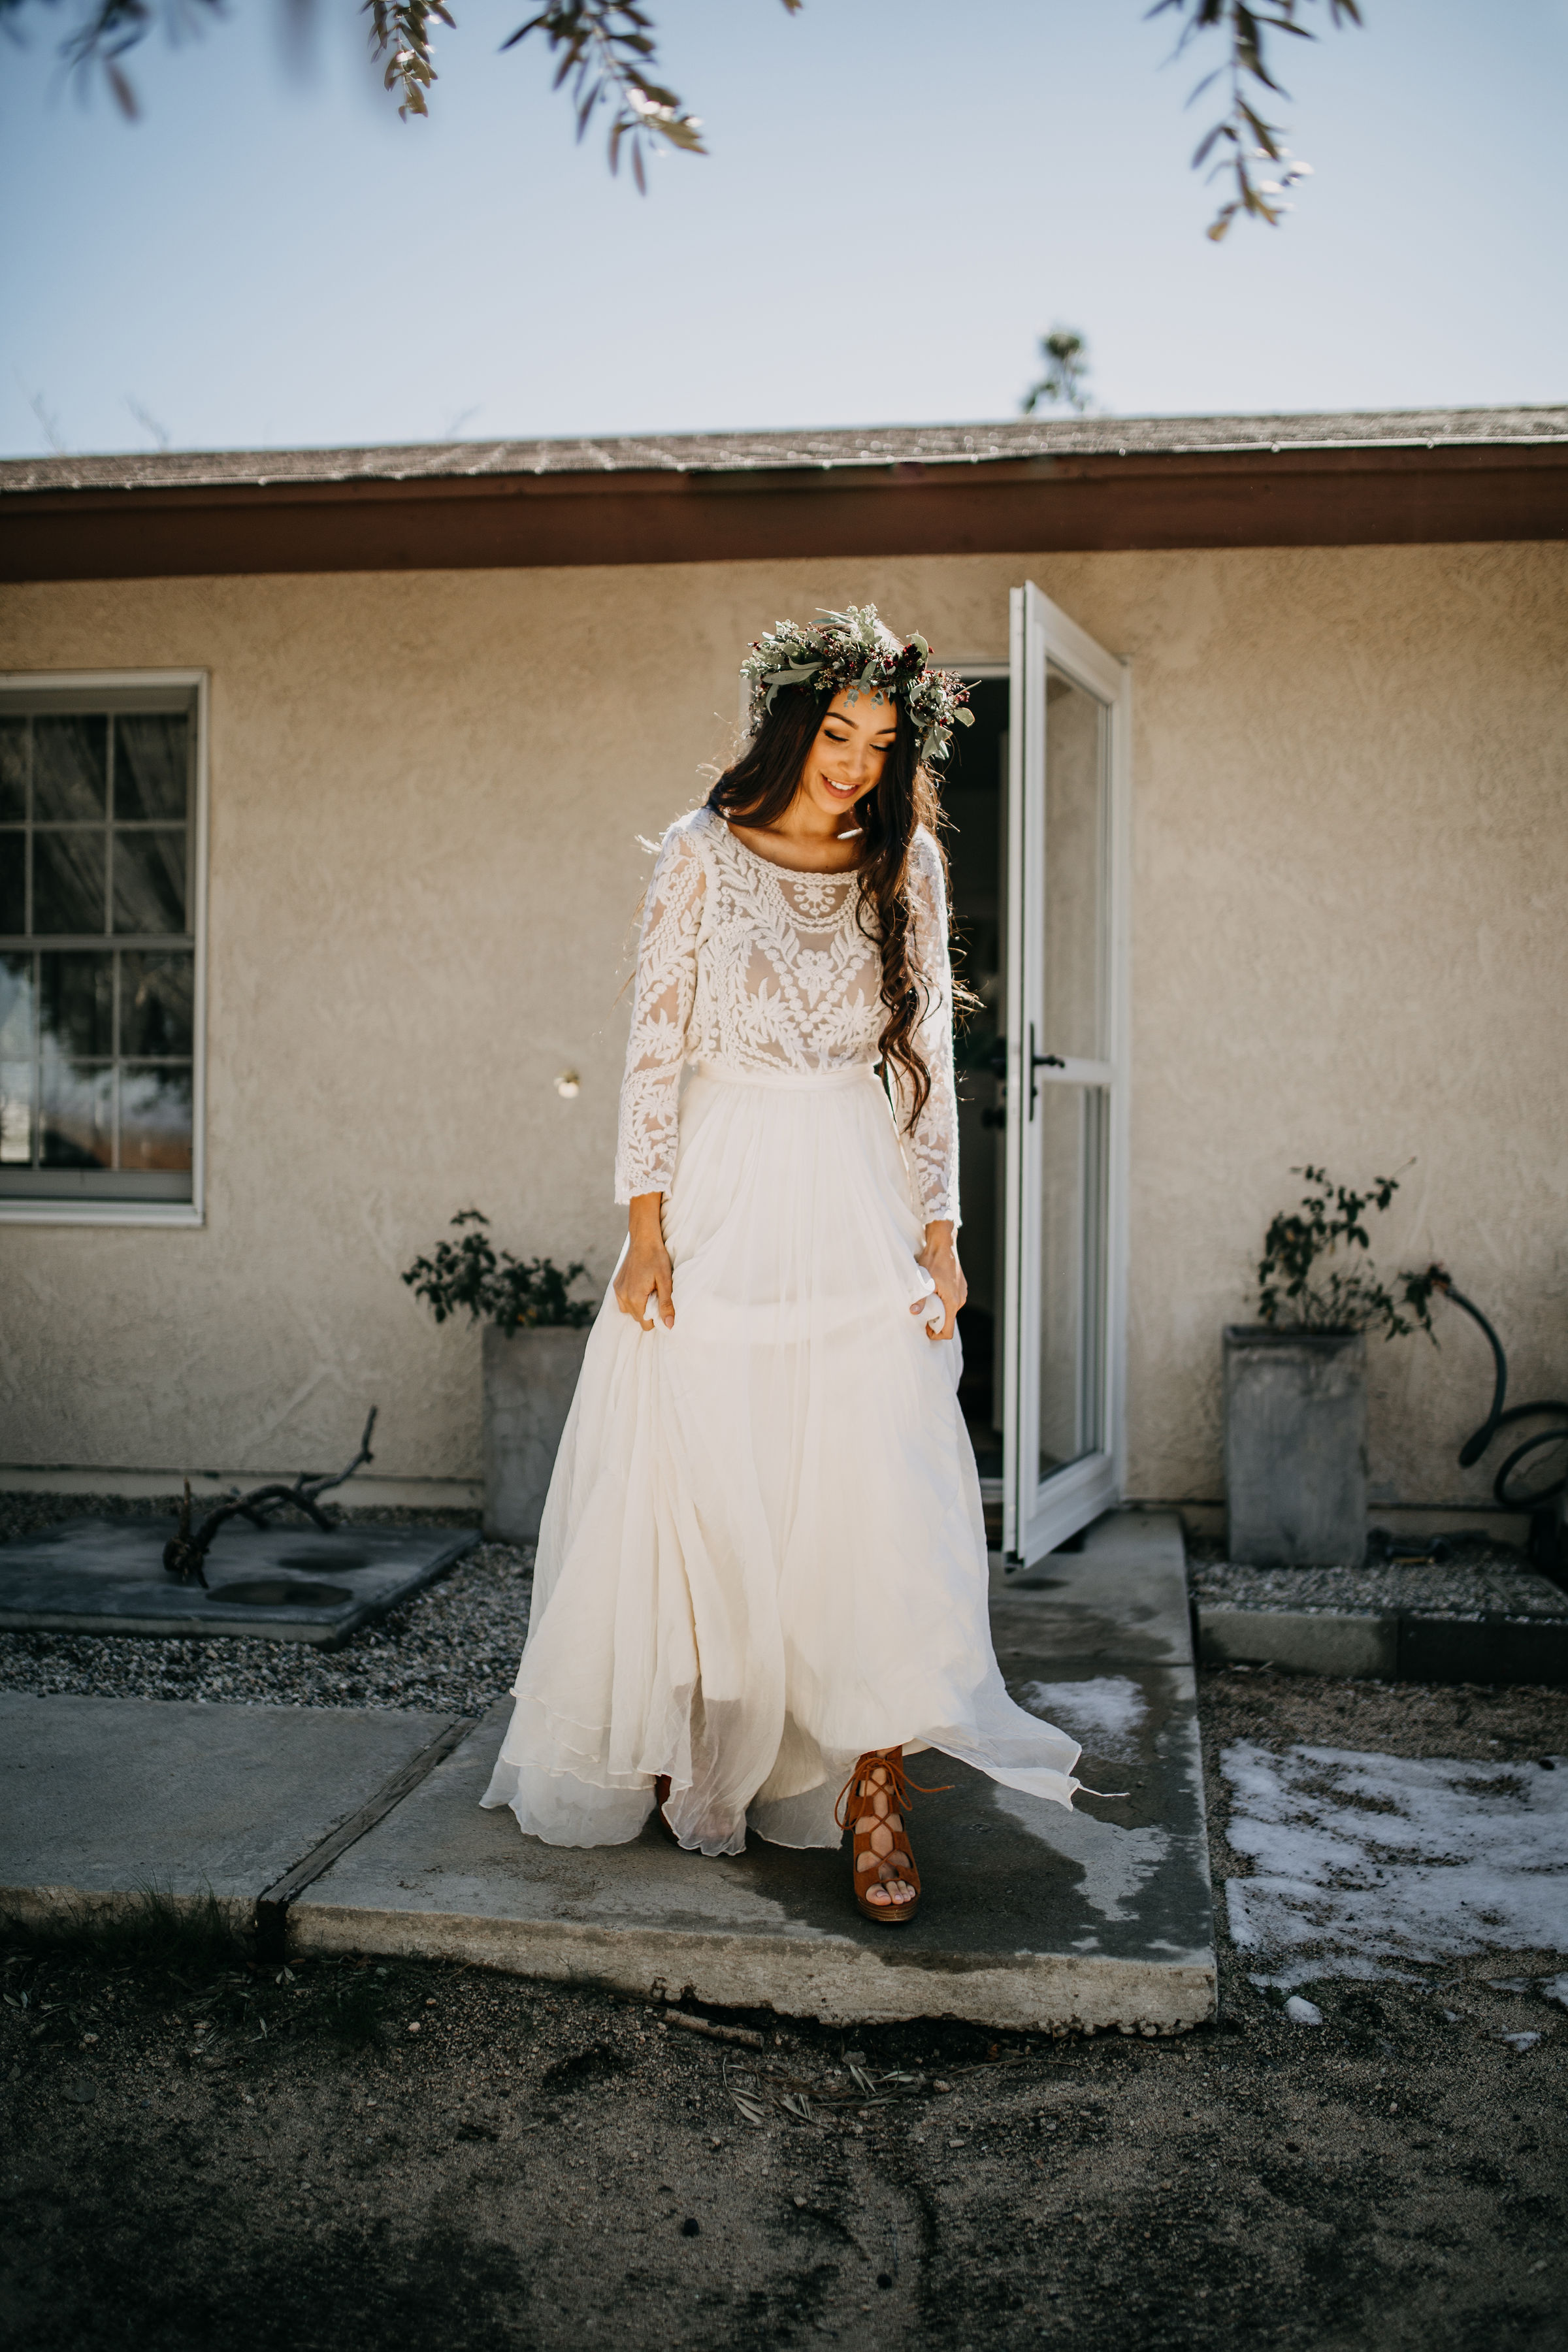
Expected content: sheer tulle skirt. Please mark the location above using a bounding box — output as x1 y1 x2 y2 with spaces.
481 1062 1082 1856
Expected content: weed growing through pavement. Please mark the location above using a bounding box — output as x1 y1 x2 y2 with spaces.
1 1902 426 2071
1 1887 242 1974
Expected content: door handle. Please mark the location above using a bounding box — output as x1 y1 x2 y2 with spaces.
1028 1025 1065 1115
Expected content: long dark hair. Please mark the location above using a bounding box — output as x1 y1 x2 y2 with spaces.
704 687 954 1128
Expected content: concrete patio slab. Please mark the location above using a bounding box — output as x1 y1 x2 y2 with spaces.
0 1512 1215 2031
0 1516 478 1646
0 1692 459 1925
291 1532 1215 2034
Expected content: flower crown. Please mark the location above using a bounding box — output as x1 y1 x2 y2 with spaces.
742 605 974 768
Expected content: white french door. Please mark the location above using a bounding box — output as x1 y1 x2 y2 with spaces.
1000 583 1131 1567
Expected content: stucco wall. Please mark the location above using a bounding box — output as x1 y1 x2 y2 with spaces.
2 542 1563 1509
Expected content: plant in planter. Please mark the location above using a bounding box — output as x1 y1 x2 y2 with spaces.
1225 1167 1442 1569
402 1210 597 1543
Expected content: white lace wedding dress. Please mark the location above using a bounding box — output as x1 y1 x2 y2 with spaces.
482 805 1082 1855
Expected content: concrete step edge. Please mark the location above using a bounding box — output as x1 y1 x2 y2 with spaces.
1195 1601 1568 1686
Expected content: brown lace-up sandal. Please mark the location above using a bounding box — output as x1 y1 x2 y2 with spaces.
834 1749 948 1927
652 1774 679 1846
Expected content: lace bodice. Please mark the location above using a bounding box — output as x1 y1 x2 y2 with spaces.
613 805 960 1226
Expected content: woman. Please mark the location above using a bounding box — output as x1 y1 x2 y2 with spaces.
482 607 1083 1921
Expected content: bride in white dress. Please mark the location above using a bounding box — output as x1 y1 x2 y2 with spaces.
483 608 1082 1921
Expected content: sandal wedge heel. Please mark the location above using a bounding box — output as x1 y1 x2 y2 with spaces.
835 1749 947 1927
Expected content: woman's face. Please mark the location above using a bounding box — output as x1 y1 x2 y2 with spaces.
797 686 898 826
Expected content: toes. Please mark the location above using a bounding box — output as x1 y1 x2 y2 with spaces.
865 1884 892 1906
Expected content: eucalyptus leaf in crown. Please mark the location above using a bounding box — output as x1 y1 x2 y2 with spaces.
742 605 975 768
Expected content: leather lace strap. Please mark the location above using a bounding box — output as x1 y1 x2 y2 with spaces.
834 1749 953 1833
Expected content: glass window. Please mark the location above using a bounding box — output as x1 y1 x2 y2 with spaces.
0 693 197 1205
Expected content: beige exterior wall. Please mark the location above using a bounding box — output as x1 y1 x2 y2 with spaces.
2 542 1563 1511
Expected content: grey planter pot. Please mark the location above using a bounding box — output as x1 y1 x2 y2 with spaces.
1223 1324 1367 1568
482 1323 593 1544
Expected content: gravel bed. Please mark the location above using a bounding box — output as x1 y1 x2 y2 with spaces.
1188 1550 1568 1619
0 1492 531 1714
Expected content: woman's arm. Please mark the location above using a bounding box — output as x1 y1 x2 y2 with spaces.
900 834 966 1343
613 1192 674 1330
612 825 704 1328
913 1217 966 1346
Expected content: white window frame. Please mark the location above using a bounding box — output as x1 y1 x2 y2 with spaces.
0 668 209 1228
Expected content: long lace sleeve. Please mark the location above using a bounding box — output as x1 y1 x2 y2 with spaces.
613 823 707 1203
891 829 961 1230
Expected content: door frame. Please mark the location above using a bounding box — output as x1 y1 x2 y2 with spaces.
999 587 1132 1569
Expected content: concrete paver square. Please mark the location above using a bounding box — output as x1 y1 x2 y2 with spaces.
0 1693 457 1921
295 1552 1215 2033
0 1516 478 1645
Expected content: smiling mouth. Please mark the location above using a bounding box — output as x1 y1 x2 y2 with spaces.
821 776 857 799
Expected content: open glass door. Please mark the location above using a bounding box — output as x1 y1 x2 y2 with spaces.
1000 583 1130 1568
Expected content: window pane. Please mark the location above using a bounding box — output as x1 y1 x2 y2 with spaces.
114 713 190 823
0 1061 32 1164
33 716 107 821
0 832 22 935
41 951 114 1058
1043 668 1106 1064
0 719 25 822
120 950 194 1057
40 1058 113 1168
0 952 34 1057
1037 1083 1108 1484
112 828 186 934
34 831 106 934
120 1063 192 1171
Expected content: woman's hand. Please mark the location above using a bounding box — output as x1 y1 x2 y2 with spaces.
614 1194 674 1331
913 1220 966 1343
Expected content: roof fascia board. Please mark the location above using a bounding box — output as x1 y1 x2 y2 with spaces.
3 441 1565 583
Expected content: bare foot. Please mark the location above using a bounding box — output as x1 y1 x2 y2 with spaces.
864 1877 917 1908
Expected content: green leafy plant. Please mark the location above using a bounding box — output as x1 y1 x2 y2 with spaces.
1022 327 1096 417
1256 1164 1442 1342
402 1209 594 1332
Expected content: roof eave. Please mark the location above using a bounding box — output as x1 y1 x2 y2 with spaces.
3 434 1566 583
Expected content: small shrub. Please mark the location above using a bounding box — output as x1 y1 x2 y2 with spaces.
1256 1166 1442 1343
401 1209 595 1332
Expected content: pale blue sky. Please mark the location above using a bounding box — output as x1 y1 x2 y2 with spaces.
5 0 1566 457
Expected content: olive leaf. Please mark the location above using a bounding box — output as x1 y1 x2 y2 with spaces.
1148 0 1362 239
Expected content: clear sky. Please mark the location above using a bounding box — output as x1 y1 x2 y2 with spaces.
4 0 1566 457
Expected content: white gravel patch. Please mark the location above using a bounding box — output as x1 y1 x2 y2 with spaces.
1223 1739 1568 1987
